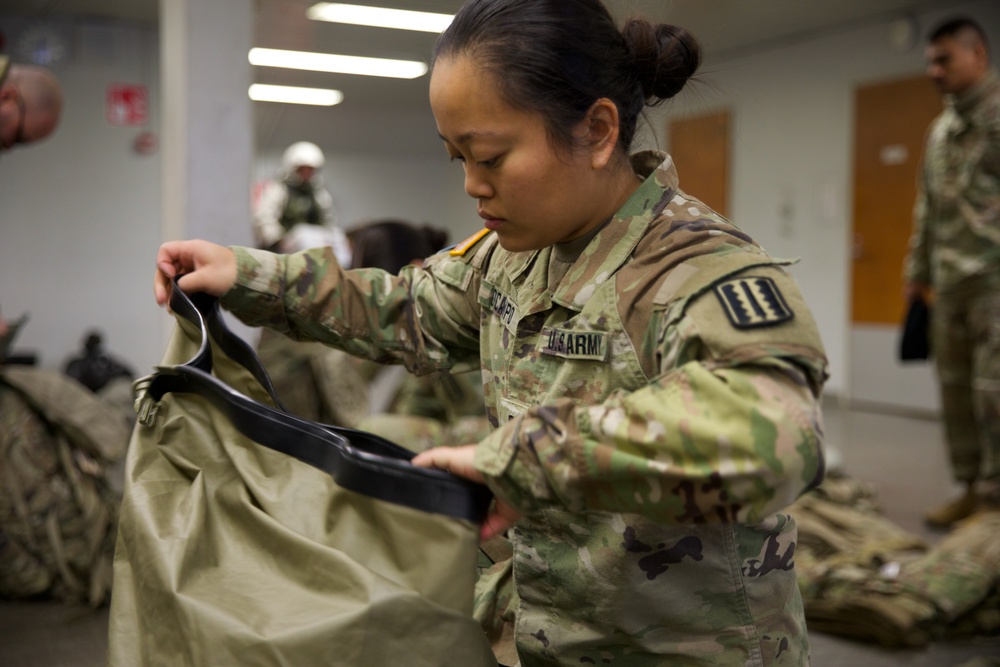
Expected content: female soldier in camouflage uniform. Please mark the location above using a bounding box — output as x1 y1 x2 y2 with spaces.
153 0 828 664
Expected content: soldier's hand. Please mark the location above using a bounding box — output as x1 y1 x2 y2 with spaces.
904 281 929 304
412 445 523 540
154 240 238 307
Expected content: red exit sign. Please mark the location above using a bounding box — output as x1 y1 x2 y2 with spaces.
106 83 148 126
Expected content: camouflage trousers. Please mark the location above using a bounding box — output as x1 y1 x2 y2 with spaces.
932 279 1000 483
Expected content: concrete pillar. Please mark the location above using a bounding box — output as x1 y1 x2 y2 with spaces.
160 0 254 246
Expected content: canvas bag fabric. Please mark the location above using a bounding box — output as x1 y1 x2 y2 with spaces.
108 288 497 667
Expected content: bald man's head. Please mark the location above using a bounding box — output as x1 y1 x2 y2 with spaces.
1 64 63 151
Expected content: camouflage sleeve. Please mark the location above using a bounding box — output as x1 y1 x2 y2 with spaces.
220 246 482 375
904 166 932 286
473 288 826 525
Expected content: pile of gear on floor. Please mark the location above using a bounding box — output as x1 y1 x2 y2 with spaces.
0 324 134 606
790 472 1000 648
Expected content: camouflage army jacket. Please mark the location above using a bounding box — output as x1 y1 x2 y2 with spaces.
905 68 1000 292
222 151 829 666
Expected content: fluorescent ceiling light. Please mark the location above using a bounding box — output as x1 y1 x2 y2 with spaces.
249 47 428 79
249 84 344 106
307 3 453 33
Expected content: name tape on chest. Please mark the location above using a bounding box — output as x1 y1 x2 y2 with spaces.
489 288 519 328
541 327 609 361
713 276 794 329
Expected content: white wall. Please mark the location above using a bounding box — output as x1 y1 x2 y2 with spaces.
3 2 999 413
0 16 163 375
647 0 1000 409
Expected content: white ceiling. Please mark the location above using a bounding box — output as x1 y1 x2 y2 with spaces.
1 0 949 154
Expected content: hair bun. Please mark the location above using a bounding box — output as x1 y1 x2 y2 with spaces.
622 19 701 102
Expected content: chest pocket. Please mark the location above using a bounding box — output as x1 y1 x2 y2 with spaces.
931 118 989 203
481 276 646 413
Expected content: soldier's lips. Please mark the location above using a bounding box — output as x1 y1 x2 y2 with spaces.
479 211 505 230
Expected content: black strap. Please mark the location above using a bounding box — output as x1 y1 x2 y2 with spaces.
140 281 493 523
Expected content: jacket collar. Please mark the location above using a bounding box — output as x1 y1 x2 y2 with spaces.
549 150 678 310
491 151 679 312
951 67 1000 119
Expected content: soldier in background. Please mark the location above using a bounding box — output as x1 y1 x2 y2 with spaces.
153 0 829 663
904 17 1000 529
0 55 62 152
252 140 352 266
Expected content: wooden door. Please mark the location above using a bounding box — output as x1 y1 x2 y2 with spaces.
669 109 730 217
851 75 941 324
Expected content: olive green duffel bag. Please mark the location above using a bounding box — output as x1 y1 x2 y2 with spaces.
107 284 496 666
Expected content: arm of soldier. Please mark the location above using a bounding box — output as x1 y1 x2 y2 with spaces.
315 187 338 229
903 168 932 298
219 245 483 374
460 356 823 527
252 181 288 249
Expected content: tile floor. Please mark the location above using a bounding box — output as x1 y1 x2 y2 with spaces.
0 401 998 666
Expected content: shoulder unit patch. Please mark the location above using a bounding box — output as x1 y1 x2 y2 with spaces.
713 276 794 329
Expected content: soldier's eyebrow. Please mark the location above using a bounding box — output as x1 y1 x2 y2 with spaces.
437 130 505 145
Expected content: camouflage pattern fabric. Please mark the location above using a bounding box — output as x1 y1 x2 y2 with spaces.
221 150 829 666
359 369 489 452
259 325 487 446
0 367 130 606
790 474 1000 649
256 326 370 426
904 68 1000 486
929 283 1000 482
389 369 486 422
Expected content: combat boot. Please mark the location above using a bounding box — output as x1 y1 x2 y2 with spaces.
924 489 979 529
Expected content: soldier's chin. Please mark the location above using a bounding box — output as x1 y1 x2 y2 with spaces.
494 230 540 253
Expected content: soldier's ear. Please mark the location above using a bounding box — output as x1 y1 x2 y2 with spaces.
576 98 620 171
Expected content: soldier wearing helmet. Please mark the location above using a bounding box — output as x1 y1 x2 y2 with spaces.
252 141 350 265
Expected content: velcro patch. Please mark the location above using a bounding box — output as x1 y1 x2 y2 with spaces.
713 277 794 329
541 327 609 361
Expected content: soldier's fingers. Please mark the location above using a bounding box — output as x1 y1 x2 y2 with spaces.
154 262 176 307
154 242 188 306
411 446 454 471
412 445 484 483
480 500 521 541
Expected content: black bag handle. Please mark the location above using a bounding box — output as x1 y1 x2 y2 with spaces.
137 281 493 523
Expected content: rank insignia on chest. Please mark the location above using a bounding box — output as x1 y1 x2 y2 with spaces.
713 276 794 329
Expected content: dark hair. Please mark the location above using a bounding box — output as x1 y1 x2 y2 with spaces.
348 220 450 273
928 17 990 55
433 0 700 154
